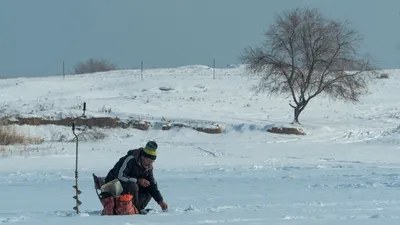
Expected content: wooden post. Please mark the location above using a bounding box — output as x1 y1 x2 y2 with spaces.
141 60 144 80
213 58 215 79
63 60 65 80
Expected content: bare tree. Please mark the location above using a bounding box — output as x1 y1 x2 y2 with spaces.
240 7 376 124
74 58 117 74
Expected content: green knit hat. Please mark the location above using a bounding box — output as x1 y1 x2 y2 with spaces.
142 141 157 160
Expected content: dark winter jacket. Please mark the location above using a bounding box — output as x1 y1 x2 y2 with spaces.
105 148 163 203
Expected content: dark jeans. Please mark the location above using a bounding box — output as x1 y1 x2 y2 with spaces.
120 181 152 210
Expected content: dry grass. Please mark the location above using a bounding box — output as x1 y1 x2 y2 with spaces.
0 125 44 145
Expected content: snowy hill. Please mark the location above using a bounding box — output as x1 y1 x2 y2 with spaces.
1 65 400 224
1 64 399 145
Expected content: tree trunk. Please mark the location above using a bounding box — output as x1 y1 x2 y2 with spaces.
292 107 302 124
289 99 309 124
291 101 308 124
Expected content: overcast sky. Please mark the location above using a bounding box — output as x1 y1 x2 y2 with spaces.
1 0 399 77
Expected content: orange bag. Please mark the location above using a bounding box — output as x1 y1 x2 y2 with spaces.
101 194 139 215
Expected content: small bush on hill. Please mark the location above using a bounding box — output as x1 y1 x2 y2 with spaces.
378 73 389 79
74 58 117 74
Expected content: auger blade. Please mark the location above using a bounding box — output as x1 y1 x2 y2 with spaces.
73 197 82 204
73 186 82 194
73 196 82 202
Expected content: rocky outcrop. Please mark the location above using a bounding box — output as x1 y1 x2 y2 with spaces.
1 116 221 134
1 116 305 135
267 127 306 135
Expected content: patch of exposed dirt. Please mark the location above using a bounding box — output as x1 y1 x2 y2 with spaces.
1 116 305 135
1 116 221 134
162 122 222 134
267 127 306 135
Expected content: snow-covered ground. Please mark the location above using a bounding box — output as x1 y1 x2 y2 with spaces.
1 65 400 224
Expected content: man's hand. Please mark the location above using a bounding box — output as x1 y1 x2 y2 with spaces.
159 201 168 211
137 178 150 187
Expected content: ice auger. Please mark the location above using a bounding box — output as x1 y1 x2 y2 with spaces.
72 102 87 214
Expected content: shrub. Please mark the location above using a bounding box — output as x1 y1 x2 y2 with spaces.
378 73 389 79
74 58 117 74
